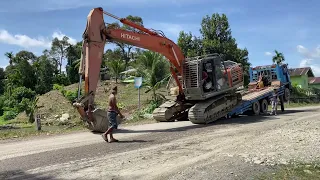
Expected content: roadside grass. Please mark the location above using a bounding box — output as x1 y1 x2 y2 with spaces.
257 161 320 180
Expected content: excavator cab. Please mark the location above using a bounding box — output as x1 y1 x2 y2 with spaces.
182 54 243 101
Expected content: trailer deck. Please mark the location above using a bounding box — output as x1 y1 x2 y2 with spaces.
227 86 286 117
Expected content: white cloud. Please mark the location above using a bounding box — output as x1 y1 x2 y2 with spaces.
265 51 272 56
0 30 51 48
297 45 320 59
52 31 77 45
0 29 77 49
297 45 320 76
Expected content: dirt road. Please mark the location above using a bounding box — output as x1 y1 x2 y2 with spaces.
1 106 320 180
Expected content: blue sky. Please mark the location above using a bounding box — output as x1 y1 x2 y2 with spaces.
1 0 320 75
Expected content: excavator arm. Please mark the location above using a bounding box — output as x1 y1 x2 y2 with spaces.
74 7 186 124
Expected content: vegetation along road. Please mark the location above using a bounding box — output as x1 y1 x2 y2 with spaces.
0 106 319 180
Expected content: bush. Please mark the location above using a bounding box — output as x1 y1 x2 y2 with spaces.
53 84 64 91
3 111 18 121
53 84 80 103
64 90 78 102
54 74 71 86
11 87 36 103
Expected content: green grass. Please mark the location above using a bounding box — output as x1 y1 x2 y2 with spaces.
257 161 320 180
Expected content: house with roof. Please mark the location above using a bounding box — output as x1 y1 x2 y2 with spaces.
309 77 320 89
288 67 315 89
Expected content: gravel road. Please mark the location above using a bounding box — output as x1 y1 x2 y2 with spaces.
0 106 320 180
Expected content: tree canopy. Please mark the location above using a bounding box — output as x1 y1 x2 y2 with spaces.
177 13 251 85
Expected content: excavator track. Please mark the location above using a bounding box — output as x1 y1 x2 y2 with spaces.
188 92 242 124
152 100 190 122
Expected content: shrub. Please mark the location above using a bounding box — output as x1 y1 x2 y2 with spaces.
3 111 18 121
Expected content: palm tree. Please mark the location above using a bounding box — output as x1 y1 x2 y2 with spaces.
135 50 170 102
25 96 41 123
5 52 14 65
107 59 125 83
272 50 285 65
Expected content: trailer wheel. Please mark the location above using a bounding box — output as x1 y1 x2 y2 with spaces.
284 88 290 101
260 99 268 114
252 101 260 115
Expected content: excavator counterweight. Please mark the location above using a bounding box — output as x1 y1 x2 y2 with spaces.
73 7 244 132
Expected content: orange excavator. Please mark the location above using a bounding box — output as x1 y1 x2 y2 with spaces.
73 7 244 132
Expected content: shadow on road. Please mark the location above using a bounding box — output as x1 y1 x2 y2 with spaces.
0 170 55 180
109 108 318 134
115 139 151 143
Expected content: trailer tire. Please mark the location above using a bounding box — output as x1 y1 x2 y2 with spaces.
284 88 290 101
252 101 260 115
260 99 268 114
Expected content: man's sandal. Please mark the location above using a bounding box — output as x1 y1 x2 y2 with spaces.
101 134 108 142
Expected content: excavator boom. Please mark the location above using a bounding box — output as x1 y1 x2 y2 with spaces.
74 7 186 126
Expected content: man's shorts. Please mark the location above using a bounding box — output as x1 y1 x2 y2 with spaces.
107 111 118 129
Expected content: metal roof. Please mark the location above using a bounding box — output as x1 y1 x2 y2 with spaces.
309 77 320 84
288 67 314 77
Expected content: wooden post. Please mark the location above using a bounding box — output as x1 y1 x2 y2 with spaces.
35 114 41 131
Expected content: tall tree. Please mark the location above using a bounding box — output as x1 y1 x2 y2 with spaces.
272 50 285 65
108 15 144 69
5 52 14 65
177 13 251 85
15 50 37 64
0 67 5 94
66 41 82 84
49 36 71 74
33 55 56 94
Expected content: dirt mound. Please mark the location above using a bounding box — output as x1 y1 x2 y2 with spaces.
14 80 167 125
36 90 78 125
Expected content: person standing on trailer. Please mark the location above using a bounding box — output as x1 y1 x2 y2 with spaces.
270 88 278 115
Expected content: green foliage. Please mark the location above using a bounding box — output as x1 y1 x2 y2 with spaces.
143 100 161 114
134 50 170 103
107 15 144 69
54 74 71 86
0 96 5 115
11 87 36 103
53 84 80 102
272 50 285 65
107 59 126 83
177 13 251 85
0 67 5 94
66 41 83 84
3 111 18 121
64 90 78 102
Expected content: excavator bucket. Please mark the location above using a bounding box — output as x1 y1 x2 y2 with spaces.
84 108 123 132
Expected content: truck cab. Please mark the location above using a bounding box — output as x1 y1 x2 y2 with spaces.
248 63 292 101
